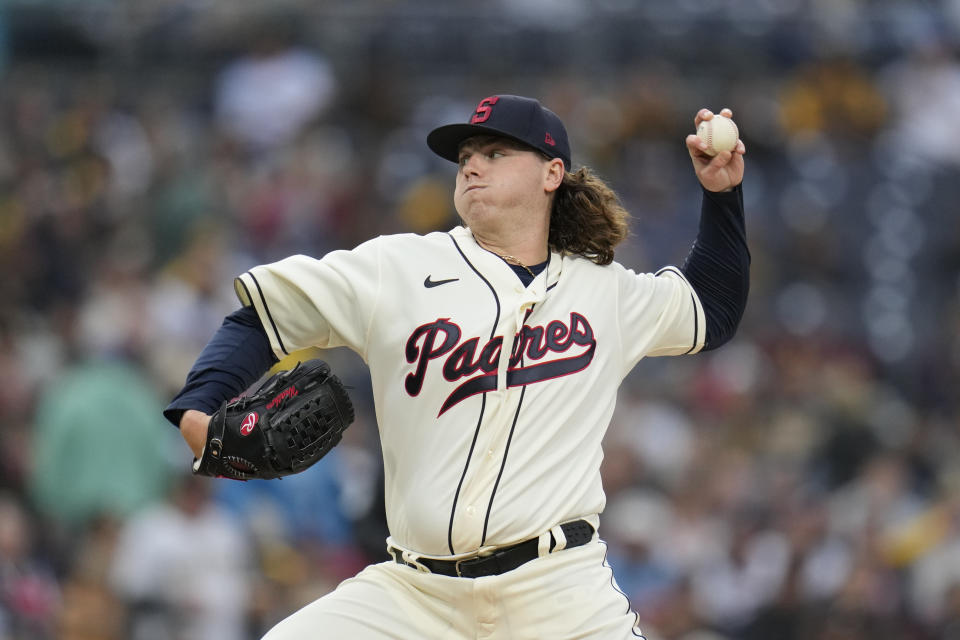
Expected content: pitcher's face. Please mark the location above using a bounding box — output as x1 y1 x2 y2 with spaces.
454 137 560 231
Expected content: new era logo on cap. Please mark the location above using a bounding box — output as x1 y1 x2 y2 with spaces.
427 95 571 170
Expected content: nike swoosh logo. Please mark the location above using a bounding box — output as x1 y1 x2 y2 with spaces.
424 276 459 288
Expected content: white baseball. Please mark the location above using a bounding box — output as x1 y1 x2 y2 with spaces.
696 114 739 156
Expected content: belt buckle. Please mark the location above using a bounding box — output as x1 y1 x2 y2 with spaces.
454 553 485 578
454 556 482 577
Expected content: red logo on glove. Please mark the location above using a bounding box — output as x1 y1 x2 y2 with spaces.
267 386 299 409
240 412 258 436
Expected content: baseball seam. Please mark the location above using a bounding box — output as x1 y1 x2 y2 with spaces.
724 119 739 152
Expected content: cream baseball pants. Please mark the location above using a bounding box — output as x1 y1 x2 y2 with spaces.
261 539 646 639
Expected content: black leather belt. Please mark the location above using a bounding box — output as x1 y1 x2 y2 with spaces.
390 519 594 578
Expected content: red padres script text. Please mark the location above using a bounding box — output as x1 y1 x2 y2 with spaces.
267 386 299 410
404 312 596 415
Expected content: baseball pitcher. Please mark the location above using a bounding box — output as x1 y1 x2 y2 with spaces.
165 94 749 639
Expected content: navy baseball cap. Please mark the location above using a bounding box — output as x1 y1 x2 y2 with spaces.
427 95 571 170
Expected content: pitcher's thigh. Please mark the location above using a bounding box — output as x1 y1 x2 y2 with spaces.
261 562 462 640
502 542 646 639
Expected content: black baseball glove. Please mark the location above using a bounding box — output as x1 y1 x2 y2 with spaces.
194 359 355 480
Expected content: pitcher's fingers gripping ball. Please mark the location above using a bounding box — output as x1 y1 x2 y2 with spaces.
194 359 355 480
696 112 739 156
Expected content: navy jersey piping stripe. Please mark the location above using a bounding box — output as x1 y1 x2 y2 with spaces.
599 539 646 637
449 233 501 340
549 253 564 291
447 394 487 555
655 266 700 355
654 265 680 278
479 304 533 546
246 272 289 356
446 233 502 553
480 384 526 546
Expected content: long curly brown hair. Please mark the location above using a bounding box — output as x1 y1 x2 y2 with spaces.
549 167 630 265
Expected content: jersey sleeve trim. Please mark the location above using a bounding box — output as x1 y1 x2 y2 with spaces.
684 291 700 355
234 277 252 307
655 265 706 355
234 271 290 356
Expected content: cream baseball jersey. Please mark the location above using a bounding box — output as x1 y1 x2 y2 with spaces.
235 225 705 557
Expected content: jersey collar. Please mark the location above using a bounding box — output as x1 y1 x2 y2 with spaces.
450 226 562 296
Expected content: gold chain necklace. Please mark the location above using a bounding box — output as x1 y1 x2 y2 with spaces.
470 233 540 278
497 254 536 278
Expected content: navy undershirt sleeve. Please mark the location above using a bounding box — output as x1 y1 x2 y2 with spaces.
681 184 750 351
163 305 279 427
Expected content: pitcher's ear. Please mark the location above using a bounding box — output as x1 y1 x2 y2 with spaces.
544 157 564 193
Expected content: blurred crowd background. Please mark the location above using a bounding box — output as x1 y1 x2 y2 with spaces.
1 1 960 639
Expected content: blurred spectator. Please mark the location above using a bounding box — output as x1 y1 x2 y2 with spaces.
0 494 60 640
28 358 177 526
93 109 155 203
939 583 960 639
56 515 124 640
777 54 887 140
214 448 355 549
690 514 792 634
908 497 960 627
145 221 245 395
654 475 731 577
741 556 812 640
603 488 682 619
811 547 906 639
109 474 253 640
74 227 154 360
213 14 337 153
608 398 696 490
827 453 927 543
878 38 960 168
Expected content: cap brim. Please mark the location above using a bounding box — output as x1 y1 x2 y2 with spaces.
427 123 537 164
